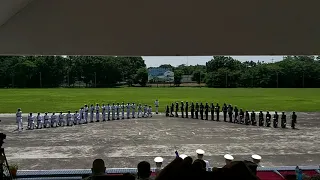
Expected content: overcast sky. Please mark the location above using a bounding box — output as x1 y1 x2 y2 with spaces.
142 56 284 67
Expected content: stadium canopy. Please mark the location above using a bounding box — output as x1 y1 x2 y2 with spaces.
0 0 319 56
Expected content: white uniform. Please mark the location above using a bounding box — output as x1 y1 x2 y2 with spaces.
116 104 120 120
59 113 65 126
51 114 57 127
121 104 125 119
102 106 106 121
107 105 111 120
90 106 95 122
44 114 50 128
111 105 115 120
27 114 34 130
148 107 153 117
95 105 100 121
132 104 136 118
84 106 89 123
36 114 43 129
66 113 72 126
154 100 159 114
74 112 80 124
16 110 23 130
138 105 142 118
80 108 84 121
126 104 131 119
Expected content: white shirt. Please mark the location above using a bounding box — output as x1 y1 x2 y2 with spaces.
95 106 100 112
107 105 111 112
90 106 95 112
51 114 56 120
66 113 72 119
28 115 34 122
74 113 79 119
84 107 89 113
155 100 159 107
44 115 49 120
148 107 152 113
132 104 136 110
126 104 131 110
59 114 64 120
37 115 42 122
16 111 22 117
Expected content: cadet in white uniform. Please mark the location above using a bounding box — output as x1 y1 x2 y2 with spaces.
154 157 163 176
132 103 136 118
224 154 234 166
43 112 50 128
74 110 80 125
121 102 125 119
36 113 43 129
179 154 188 160
102 104 106 121
84 104 89 124
90 104 95 123
27 112 35 130
154 100 159 114
107 103 111 121
51 112 57 127
252 154 263 167
143 105 148 117
95 104 100 122
196 149 210 170
148 106 153 117
66 111 73 126
126 103 131 119
79 107 84 122
116 103 120 120
16 108 23 131
59 112 65 126
111 103 115 120
138 104 142 118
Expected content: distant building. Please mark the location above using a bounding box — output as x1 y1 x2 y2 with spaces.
148 68 174 82
181 75 194 83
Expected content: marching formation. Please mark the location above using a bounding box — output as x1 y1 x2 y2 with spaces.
165 102 298 129
15 102 154 130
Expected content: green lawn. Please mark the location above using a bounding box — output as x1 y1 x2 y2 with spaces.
0 88 320 113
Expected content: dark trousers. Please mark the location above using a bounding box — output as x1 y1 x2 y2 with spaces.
181 110 184 118
186 109 188 118
223 112 227 122
175 111 178 117
216 112 219 121
191 110 194 118
273 120 278 128
205 111 208 120
200 111 204 120
195 111 198 119
281 120 286 128
291 120 295 129
229 113 232 122
211 111 214 120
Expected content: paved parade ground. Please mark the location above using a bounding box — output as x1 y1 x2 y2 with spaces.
0 113 320 170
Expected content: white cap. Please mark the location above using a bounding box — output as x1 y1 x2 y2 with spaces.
251 154 261 160
180 154 188 159
196 149 205 155
224 154 234 160
154 157 163 163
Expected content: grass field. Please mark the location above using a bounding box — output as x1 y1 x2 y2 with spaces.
0 88 320 113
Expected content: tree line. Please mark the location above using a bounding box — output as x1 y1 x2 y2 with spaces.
0 56 148 88
1 55 319 88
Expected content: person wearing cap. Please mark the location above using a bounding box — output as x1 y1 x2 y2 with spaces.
107 103 111 121
122 102 126 119
95 103 100 122
154 99 159 114
80 107 84 122
215 103 220 121
43 112 50 128
245 110 250 125
144 104 148 117
205 102 209 120
50 112 57 127
165 105 170 117
228 104 233 123
185 101 189 118
36 112 43 129
179 154 188 160
181 101 185 118
224 154 234 166
259 111 264 126
154 157 163 176
234 106 238 123
16 108 23 131
74 110 80 125
200 103 204 120
148 105 153 117
90 104 95 123
175 102 179 117
84 104 89 123
170 103 174 117
195 102 199 119
273 111 279 128
66 110 73 126
281 112 286 128
196 149 210 169
266 111 271 127
252 154 263 167
190 102 195 119
111 103 115 120
126 103 131 119
132 103 136 118
27 112 35 130
116 103 120 120
210 103 215 121
291 111 297 129
59 111 65 126
222 103 228 122
102 104 106 121
251 110 256 126
138 103 142 118
239 109 244 124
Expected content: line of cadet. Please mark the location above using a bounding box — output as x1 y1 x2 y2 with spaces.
165 102 298 129
16 103 153 130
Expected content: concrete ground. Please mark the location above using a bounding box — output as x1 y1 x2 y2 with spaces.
0 112 319 170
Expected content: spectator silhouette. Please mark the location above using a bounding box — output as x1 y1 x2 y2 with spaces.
137 161 151 180
83 159 106 180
